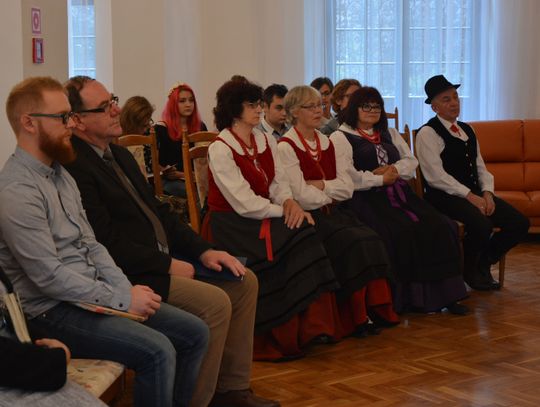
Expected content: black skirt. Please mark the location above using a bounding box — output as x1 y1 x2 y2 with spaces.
342 185 462 283
208 211 339 334
310 207 393 301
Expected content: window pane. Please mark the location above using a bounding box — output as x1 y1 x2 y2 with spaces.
335 0 365 29
336 30 365 63
69 0 96 78
332 0 473 128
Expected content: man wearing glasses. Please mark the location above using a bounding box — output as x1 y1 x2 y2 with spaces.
63 76 278 407
0 76 210 407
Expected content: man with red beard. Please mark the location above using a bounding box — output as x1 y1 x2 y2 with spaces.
0 77 210 407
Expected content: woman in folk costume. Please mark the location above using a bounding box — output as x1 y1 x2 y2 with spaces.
277 85 399 334
203 78 346 361
329 86 468 315
155 82 208 197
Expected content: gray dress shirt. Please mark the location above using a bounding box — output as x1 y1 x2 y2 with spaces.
0 147 132 318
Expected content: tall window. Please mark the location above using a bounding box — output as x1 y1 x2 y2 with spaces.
67 0 96 78
328 0 474 129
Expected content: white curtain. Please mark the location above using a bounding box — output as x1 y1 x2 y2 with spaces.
475 0 540 120
313 0 540 130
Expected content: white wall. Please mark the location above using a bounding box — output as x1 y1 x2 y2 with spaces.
21 0 68 80
106 0 306 128
0 1 23 165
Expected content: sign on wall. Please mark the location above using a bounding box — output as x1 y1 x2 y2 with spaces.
31 7 41 34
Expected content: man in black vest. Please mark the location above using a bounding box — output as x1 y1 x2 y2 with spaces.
416 75 529 291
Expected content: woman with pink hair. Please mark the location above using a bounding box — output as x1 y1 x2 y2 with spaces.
156 83 208 197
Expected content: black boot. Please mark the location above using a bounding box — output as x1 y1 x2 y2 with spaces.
463 252 492 291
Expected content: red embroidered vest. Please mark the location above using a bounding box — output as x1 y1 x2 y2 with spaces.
279 136 337 181
207 136 276 212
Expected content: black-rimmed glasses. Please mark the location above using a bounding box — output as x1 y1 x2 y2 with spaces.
29 111 75 125
243 101 264 109
77 95 119 114
361 103 382 112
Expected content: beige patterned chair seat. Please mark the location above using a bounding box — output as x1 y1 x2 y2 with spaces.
68 359 124 399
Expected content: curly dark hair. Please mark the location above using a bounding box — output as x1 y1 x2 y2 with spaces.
340 86 388 134
213 79 263 130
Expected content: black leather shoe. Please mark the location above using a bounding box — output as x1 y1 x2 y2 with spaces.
209 389 281 407
445 302 469 315
486 271 501 290
479 265 501 290
464 274 493 291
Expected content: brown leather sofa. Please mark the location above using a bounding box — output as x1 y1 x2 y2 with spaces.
469 119 540 233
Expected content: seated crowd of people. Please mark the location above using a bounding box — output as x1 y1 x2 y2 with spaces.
0 73 529 407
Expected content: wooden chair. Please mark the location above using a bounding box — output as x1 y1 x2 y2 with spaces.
182 131 218 233
387 106 399 131
116 127 163 196
409 128 506 287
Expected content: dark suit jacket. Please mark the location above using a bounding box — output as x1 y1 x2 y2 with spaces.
65 135 212 299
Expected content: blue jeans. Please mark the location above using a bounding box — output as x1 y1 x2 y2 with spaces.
28 302 209 407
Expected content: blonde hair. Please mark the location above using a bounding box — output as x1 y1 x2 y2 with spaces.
284 86 320 125
120 96 155 134
6 76 64 134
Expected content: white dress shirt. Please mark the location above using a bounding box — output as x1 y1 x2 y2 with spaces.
330 124 418 192
208 127 292 219
277 127 354 210
416 115 494 198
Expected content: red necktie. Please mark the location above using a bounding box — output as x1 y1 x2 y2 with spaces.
450 124 460 133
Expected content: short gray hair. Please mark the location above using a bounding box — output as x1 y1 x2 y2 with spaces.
284 85 321 125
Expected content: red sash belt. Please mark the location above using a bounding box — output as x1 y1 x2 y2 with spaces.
259 218 274 261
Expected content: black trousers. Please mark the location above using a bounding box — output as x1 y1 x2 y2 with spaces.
425 190 529 269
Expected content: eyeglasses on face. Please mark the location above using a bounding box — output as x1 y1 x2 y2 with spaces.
77 94 119 114
360 103 382 112
300 103 324 112
29 111 75 126
243 101 264 109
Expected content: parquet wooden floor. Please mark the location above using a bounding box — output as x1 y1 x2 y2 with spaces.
113 237 540 406
250 238 540 407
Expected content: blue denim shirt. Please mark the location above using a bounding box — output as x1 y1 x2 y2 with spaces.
0 147 132 318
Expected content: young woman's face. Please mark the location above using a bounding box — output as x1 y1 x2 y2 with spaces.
177 90 195 118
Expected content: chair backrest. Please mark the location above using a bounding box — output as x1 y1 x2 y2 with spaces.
116 127 163 196
409 127 425 198
182 131 218 233
386 106 399 132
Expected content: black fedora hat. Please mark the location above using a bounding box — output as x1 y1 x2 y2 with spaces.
424 75 460 104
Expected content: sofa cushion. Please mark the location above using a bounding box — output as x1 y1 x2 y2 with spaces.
485 162 524 191
523 120 540 161
524 162 540 192
470 120 523 162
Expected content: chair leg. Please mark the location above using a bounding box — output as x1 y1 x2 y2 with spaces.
498 254 506 288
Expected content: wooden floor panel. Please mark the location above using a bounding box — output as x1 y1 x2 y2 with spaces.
113 238 540 406
251 238 540 406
